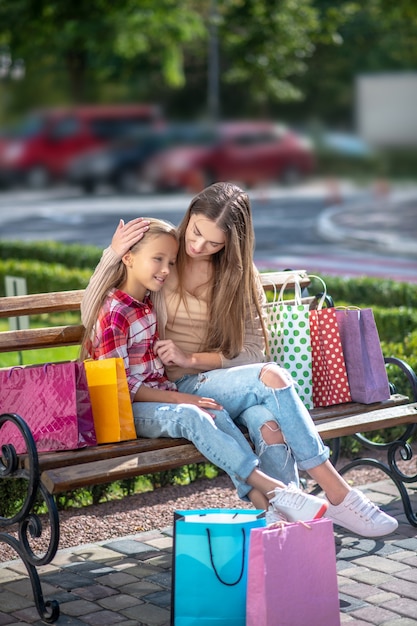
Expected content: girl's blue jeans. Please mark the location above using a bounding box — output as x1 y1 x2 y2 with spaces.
176 363 330 486
132 401 259 501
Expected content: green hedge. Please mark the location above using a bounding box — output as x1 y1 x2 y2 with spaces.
0 240 102 269
0 259 92 295
310 275 417 309
370 306 417 344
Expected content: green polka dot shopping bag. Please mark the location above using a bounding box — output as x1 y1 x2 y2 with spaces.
266 274 313 409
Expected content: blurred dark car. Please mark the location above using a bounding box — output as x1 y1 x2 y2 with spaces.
67 128 163 193
0 104 163 189
67 123 221 194
142 121 315 192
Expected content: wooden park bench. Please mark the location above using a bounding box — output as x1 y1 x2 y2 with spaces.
1 269 417 623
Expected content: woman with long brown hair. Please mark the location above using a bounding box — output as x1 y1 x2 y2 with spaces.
81 183 398 538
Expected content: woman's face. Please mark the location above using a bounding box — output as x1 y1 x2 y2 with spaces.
185 214 226 260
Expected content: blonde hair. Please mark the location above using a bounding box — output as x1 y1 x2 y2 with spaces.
176 182 267 358
80 218 177 360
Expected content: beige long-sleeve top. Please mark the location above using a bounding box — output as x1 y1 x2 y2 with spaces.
81 246 267 382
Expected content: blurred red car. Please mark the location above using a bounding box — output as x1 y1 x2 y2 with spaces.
0 104 163 189
142 121 315 192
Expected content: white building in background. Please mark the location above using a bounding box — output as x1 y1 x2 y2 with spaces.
356 73 417 148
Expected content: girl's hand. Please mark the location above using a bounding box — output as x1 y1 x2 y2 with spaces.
111 218 150 257
176 392 223 416
154 339 191 368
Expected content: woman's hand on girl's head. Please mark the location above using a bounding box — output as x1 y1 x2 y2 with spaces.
111 218 150 257
154 339 191 368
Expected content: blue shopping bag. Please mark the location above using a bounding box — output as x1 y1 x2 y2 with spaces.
171 508 266 626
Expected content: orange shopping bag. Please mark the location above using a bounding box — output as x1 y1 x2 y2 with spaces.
84 358 136 443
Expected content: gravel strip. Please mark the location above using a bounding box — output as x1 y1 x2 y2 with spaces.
0 474 247 562
1 455 414 563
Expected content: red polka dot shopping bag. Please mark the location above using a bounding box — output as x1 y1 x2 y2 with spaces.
309 279 352 407
266 273 313 409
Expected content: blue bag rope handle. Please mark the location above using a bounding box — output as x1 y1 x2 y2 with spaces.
206 527 246 586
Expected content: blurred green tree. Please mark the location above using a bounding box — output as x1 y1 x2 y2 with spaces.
0 0 203 107
1 0 415 123
0 0 320 117
277 0 417 126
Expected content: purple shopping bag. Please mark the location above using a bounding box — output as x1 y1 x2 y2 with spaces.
246 518 340 626
0 361 97 453
335 308 390 404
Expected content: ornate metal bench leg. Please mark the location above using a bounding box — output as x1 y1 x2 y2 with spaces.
312 357 417 522
0 413 60 624
339 357 417 524
310 434 417 525
338 442 417 527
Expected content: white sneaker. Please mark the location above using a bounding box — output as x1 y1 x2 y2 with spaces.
265 507 285 526
268 483 328 523
325 488 398 537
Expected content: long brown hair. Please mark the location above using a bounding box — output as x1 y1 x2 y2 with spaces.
175 182 267 358
80 218 177 360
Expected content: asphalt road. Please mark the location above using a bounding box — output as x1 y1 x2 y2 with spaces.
0 192 325 251
0 182 363 252
0 183 416 282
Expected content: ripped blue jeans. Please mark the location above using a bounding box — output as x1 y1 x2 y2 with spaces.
176 363 330 486
132 402 259 501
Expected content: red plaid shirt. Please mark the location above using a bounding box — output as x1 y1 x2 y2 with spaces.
91 289 177 400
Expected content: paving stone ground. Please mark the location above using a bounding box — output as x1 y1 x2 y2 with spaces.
1 480 417 625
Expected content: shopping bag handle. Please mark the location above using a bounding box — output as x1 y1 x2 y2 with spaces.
273 273 303 306
273 273 329 310
308 274 329 310
206 528 246 586
7 363 54 379
335 305 361 316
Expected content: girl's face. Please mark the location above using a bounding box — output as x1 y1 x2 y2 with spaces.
185 214 226 260
122 233 178 301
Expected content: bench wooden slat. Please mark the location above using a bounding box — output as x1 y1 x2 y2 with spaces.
310 394 409 422
23 436 190 471
0 290 85 318
315 402 417 440
0 325 84 352
259 270 310 290
41 443 207 494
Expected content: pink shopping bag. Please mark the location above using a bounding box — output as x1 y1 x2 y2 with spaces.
0 361 97 453
246 518 340 626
